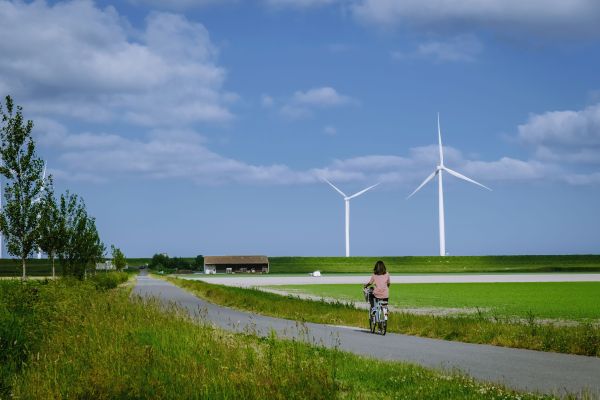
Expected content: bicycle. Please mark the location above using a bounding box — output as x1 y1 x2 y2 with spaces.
363 287 388 335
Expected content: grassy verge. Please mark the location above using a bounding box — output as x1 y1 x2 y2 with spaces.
0 276 561 399
168 278 600 357
274 282 600 320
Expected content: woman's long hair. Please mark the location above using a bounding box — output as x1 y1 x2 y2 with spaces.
373 260 387 275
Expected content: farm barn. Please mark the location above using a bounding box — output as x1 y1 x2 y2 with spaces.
203 256 269 274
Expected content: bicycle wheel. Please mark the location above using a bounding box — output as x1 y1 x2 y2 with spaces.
381 320 387 336
370 312 376 333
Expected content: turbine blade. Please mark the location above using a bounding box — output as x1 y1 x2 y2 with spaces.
322 178 347 197
347 183 380 200
407 170 437 199
437 113 444 166
443 167 492 191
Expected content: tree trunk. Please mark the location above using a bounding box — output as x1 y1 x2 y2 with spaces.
21 257 27 280
52 256 55 279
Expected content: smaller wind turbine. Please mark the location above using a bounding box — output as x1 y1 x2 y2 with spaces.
408 114 491 256
323 178 379 257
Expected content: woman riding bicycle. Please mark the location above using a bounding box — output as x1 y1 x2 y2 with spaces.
364 260 390 309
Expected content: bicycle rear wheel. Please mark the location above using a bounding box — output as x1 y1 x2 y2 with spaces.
369 313 376 333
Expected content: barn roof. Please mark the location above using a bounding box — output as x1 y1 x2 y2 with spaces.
204 255 269 265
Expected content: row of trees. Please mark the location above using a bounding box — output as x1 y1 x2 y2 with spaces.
0 96 105 279
150 254 204 271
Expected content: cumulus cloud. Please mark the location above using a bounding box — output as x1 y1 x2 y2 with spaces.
352 0 600 36
280 86 356 118
0 0 233 126
36 121 316 185
517 103 600 167
393 35 483 63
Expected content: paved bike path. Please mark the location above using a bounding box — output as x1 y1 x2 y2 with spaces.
133 274 600 398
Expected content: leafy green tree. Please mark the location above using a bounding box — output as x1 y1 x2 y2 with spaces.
57 192 105 279
193 255 204 270
111 245 126 271
37 176 62 278
150 253 168 269
0 96 45 279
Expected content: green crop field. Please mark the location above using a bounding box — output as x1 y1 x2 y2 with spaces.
269 255 600 274
274 282 600 320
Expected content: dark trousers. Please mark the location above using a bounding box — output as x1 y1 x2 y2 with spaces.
369 292 388 309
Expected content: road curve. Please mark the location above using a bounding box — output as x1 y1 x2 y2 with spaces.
180 273 600 287
133 274 600 398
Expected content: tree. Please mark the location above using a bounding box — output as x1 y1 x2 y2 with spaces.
37 176 62 278
111 245 126 271
0 96 45 279
57 192 105 279
193 255 204 271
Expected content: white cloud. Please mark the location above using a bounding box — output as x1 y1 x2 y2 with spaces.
0 1 233 126
279 86 355 119
35 118 591 187
293 87 354 107
517 103 600 166
393 35 483 63
129 0 234 10
352 0 600 36
265 0 339 9
37 122 316 185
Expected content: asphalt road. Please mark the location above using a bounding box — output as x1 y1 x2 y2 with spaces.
133 274 600 398
180 273 600 287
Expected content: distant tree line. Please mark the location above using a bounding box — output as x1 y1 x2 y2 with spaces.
0 95 108 279
149 254 204 271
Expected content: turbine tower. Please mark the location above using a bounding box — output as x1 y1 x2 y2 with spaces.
323 179 379 257
408 114 491 256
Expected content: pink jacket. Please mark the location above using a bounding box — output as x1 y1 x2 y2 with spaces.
367 273 390 299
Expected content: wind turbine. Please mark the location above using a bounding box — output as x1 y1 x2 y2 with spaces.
323 179 379 257
407 114 491 256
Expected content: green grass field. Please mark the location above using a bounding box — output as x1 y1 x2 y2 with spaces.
269 255 600 274
274 282 600 321
170 278 600 356
2 255 600 276
0 276 558 399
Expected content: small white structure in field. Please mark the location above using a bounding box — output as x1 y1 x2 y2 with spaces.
310 270 321 277
96 261 115 271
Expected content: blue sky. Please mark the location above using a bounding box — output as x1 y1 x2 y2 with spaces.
1 0 599 257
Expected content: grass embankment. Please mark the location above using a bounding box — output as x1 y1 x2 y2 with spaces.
5 255 598 276
275 282 600 321
0 276 557 399
169 278 600 357
270 255 600 274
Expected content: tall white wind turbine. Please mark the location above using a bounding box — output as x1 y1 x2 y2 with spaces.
408 114 491 256
323 179 379 257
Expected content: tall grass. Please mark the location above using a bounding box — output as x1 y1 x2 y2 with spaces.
169 278 600 357
0 277 561 399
